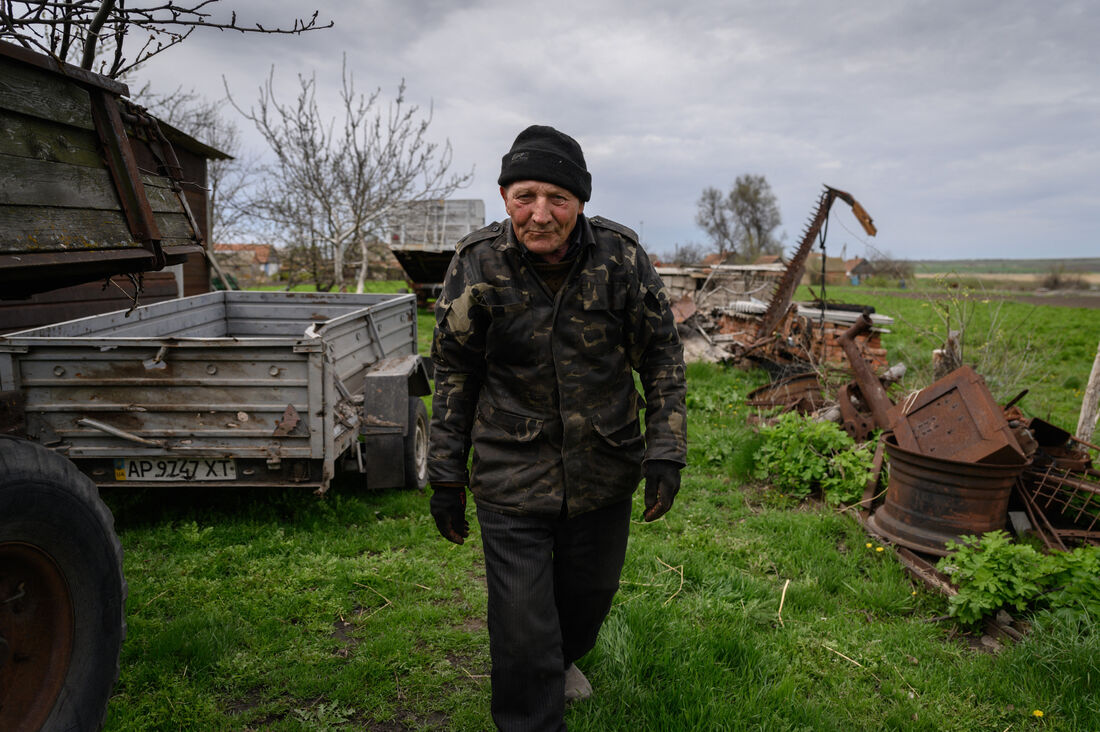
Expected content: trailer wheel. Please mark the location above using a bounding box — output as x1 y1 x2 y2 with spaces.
0 437 126 732
404 398 429 490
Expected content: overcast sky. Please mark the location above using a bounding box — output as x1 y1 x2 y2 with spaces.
133 0 1099 261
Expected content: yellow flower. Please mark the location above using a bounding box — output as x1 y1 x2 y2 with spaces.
876 547 885 553
865 542 873 548
1033 710 1044 717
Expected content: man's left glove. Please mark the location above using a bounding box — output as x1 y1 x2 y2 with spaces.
430 483 469 544
643 460 682 522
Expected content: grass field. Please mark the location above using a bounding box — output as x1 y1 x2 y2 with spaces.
910 258 1100 276
97 281 1100 730
806 284 1100 431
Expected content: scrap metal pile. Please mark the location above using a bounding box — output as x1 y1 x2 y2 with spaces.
1011 415 1100 551
751 308 1100 558
676 185 887 377
680 184 1100 557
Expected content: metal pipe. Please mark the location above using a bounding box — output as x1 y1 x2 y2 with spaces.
837 313 896 430
77 417 165 448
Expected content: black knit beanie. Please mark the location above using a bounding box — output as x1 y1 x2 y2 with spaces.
498 125 591 202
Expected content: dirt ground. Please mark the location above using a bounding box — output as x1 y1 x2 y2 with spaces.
1011 290 1100 309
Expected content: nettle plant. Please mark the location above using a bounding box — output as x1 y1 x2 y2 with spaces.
937 530 1100 625
752 412 875 506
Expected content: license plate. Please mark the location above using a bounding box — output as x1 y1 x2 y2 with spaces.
114 458 236 481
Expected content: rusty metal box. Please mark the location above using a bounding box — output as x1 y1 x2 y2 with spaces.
892 365 1023 464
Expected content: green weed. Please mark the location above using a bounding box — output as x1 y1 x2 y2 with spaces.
98 314 1100 731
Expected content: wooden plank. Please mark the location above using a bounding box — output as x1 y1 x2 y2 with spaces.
0 153 120 210
0 204 139 252
153 212 198 241
1076 339 1100 444
0 59 95 130
0 113 102 167
0 41 129 96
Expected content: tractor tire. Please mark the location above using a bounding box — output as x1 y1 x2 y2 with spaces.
0 436 126 732
404 398 429 491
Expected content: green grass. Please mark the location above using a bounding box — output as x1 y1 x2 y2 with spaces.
101 319 1100 729
803 284 1100 430
249 280 410 294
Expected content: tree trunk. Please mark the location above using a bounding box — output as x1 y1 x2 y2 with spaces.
1076 338 1100 444
933 330 962 380
355 239 369 293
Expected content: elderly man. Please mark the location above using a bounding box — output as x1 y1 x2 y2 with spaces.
428 125 687 731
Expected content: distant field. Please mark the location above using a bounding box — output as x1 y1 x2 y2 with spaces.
914 272 1100 286
911 258 1100 275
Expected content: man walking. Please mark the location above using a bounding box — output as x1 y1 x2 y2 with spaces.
428 125 687 731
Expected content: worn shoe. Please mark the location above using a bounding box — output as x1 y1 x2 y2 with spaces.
564 663 593 703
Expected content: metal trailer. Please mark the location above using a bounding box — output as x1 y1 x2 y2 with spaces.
387 198 485 304
0 290 431 495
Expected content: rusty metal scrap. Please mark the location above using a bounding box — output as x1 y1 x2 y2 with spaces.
837 314 897 432
837 383 877 442
755 185 876 341
272 403 302 437
838 315 1024 466
745 372 826 414
866 435 1027 556
897 366 1024 465
1018 465 1100 549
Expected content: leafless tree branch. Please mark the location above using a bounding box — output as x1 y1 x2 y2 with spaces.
0 1 331 76
228 60 473 292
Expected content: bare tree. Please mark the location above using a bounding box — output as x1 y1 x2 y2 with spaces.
668 242 707 267
866 249 914 282
695 187 737 257
696 174 783 262
0 1 330 78
230 60 473 292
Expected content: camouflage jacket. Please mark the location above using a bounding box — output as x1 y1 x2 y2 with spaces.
428 214 687 517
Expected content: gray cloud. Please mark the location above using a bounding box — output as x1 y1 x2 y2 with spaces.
135 0 1100 259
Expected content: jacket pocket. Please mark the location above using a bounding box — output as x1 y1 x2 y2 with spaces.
592 412 644 449
578 411 645 494
470 405 558 511
479 404 544 442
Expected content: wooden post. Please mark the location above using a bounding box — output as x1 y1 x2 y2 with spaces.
1077 338 1100 445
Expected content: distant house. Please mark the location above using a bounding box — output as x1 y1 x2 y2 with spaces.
845 257 875 284
803 253 848 286
754 254 784 266
213 244 280 285
701 252 735 267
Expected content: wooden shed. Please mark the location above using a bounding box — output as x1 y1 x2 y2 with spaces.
0 41 228 333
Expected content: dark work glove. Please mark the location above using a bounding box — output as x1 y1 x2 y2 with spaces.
643 460 682 522
430 484 469 544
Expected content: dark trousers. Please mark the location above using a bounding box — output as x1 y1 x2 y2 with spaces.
476 499 632 732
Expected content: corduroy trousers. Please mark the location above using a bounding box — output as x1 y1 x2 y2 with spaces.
476 498 632 732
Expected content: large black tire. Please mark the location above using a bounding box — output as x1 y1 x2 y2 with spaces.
0 436 126 732
404 397 429 491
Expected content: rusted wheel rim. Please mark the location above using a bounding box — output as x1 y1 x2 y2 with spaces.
0 541 74 732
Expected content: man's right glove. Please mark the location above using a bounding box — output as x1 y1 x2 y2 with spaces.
430 483 469 544
643 460 682 522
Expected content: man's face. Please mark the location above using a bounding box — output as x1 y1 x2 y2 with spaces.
501 181 584 261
